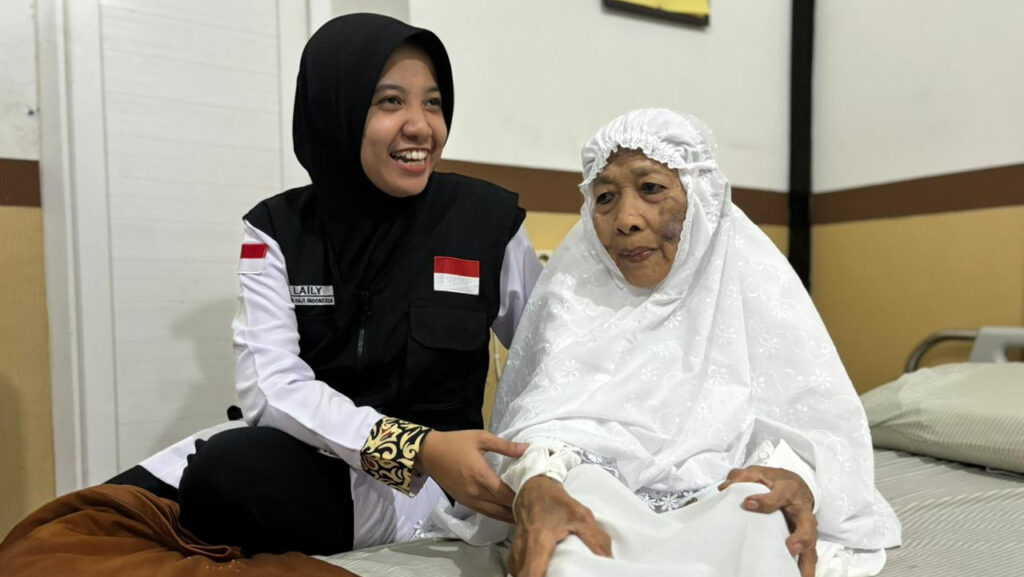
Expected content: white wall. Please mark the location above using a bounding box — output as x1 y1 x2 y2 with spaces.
814 0 1024 192
0 0 39 160
409 0 793 191
311 0 409 31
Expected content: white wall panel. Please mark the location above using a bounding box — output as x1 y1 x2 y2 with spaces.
100 4 277 71
102 0 277 35
102 50 279 113
106 135 278 188
98 0 282 468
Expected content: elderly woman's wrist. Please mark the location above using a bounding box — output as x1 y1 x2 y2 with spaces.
522 473 561 492
514 475 564 519
501 437 581 494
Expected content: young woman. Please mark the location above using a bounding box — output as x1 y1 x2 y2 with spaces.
113 13 544 555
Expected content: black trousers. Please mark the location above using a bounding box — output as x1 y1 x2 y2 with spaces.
145 426 356 556
106 464 180 502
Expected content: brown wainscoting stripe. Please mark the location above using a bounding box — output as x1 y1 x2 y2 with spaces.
438 159 583 214
438 159 788 225
815 164 1024 224
0 158 41 207
732 188 788 226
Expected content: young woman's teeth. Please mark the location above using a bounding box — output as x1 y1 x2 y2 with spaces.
391 150 427 164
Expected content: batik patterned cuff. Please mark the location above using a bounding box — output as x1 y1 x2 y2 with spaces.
360 417 432 495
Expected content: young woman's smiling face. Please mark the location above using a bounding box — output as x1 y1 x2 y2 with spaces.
591 149 688 288
360 43 448 198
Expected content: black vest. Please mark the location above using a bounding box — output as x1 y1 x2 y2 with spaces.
245 173 525 431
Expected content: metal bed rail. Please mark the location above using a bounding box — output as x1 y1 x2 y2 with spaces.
906 326 1024 372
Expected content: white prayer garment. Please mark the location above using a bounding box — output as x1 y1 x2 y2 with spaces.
431 109 900 576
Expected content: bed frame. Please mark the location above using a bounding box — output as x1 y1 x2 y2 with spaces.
905 325 1024 372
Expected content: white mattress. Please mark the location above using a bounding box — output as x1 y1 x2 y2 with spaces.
318 449 1024 577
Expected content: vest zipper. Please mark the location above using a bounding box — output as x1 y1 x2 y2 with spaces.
356 290 372 369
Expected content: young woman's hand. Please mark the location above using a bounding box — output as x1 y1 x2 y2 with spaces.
718 466 818 577
414 429 527 522
507 476 612 577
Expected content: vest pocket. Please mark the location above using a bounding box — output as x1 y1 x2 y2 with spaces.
402 305 490 429
409 306 489 351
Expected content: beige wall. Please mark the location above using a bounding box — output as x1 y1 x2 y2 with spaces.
0 205 54 537
813 205 1024 394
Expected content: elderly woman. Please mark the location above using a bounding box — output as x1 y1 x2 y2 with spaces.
434 109 901 577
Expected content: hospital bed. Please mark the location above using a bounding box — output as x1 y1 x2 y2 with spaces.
4 329 1020 577
318 326 1024 577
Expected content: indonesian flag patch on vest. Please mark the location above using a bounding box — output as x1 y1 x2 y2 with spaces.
239 243 268 274
433 256 480 295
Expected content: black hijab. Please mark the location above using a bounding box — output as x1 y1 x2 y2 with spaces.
293 14 454 289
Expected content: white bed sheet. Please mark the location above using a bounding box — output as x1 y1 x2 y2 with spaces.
317 537 507 577
873 448 1024 576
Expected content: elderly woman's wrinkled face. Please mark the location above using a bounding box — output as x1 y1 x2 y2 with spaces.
591 149 687 288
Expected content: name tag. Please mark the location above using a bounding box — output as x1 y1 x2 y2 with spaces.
290 285 335 305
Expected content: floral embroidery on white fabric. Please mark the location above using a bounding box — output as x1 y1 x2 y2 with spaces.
640 367 659 383
556 359 582 382
666 310 684 328
715 325 736 345
706 365 728 387
758 333 782 356
810 369 833 389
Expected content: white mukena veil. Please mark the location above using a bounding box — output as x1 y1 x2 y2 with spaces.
489 109 901 552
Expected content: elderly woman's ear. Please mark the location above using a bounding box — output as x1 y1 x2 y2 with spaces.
589 149 687 288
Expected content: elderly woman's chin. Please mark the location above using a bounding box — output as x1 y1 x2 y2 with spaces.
614 250 674 288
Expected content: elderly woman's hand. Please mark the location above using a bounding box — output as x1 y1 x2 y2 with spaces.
718 466 818 577
507 476 612 577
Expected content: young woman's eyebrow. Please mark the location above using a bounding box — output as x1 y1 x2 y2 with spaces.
373 83 407 94
373 84 441 95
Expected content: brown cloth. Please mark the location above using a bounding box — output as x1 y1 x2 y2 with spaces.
0 484 360 577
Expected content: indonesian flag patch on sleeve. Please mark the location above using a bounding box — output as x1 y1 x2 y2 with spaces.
433 256 480 295
239 243 268 274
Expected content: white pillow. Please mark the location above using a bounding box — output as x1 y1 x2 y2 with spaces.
861 363 1024 473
